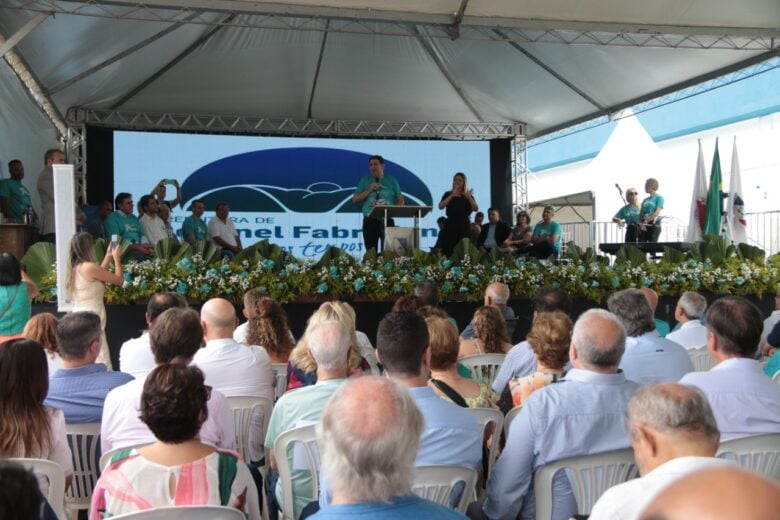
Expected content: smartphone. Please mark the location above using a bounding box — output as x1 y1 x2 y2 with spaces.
110 234 118 249
164 178 176 185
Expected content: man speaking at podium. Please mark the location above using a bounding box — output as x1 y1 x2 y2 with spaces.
352 155 404 253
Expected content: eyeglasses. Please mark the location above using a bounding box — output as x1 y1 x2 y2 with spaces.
627 192 637 195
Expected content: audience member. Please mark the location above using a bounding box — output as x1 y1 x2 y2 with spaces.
507 311 571 409
590 383 729 520
762 322 780 378
87 200 113 240
477 208 511 253
0 159 34 222
119 292 188 378
0 252 38 338
666 291 708 349
608 289 693 383
0 459 53 520
392 294 423 313
286 301 370 391
182 199 209 245
194 298 274 461
529 205 561 259
478 309 637 520
36 148 66 242
427 316 496 408
102 307 235 453
92 363 259 519
242 295 295 364
312 376 467 519
759 286 780 354
470 211 484 244
461 282 516 340
44 312 133 423
208 201 242 257
459 306 512 357
0 339 73 490
638 467 780 520
679 296 780 438
639 287 671 336
104 192 154 257
67 232 123 368
23 313 62 375
416 279 458 330
138 194 168 246
265 321 351 519
491 287 571 393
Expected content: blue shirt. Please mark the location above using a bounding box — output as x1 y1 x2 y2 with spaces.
45 364 134 423
355 174 402 218
312 495 467 519
620 331 694 383
532 221 562 252
640 194 664 224
483 369 638 520
613 204 639 225
679 358 780 439
0 178 32 219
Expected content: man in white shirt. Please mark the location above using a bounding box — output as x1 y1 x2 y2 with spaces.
101 308 235 453
589 383 731 520
119 292 188 378
138 195 168 246
679 296 780 439
194 297 275 461
608 289 693 383
666 292 708 350
207 201 242 257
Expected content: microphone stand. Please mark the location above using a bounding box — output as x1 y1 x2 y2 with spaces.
615 183 627 206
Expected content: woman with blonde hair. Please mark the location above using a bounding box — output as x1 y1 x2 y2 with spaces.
245 296 295 364
286 301 370 391
458 306 512 358
437 172 478 256
508 311 572 408
67 232 123 368
22 313 62 374
427 317 496 408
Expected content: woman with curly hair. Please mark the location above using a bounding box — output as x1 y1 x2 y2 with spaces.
286 301 370 391
458 306 512 358
22 313 62 374
507 311 572 408
245 296 295 364
91 363 260 519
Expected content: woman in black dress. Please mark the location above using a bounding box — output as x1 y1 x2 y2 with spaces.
438 172 478 256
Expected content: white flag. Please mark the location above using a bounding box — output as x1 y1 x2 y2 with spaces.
727 137 748 244
686 140 707 242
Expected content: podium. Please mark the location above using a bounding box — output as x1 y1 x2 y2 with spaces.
0 223 37 261
367 205 431 254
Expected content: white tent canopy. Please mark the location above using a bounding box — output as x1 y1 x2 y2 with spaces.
1 0 779 142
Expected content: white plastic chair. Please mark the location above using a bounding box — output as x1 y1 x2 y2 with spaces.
503 406 522 439
772 370 780 384
533 448 639 520
467 407 503 481
271 363 288 401
65 422 101 517
459 354 506 387
9 458 66 520
273 424 320 520
717 433 780 481
226 395 273 463
411 465 478 513
688 347 716 371
359 345 381 375
110 505 247 519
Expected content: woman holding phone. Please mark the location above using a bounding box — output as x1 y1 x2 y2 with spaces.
67 232 123 369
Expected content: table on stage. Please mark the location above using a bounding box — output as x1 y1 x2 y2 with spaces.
0 223 37 260
599 242 693 256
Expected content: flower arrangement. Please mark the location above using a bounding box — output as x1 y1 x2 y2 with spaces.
23 236 780 304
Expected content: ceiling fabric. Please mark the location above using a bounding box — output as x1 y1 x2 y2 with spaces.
0 0 778 138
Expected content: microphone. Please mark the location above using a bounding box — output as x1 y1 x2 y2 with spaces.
615 183 623 195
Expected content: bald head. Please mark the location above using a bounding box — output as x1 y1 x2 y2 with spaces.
640 467 780 520
318 375 423 503
485 282 510 307
200 298 237 340
571 309 626 372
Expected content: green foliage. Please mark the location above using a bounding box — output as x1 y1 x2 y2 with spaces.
21 241 55 287
615 245 648 266
153 238 191 263
191 240 220 265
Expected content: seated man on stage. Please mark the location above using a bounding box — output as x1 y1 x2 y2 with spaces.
477 208 511 253
104 192 154 259
639 178 664 242
530 205 561 259
352 155 404 253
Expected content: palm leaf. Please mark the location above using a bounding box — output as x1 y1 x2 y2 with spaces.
21 242 56 286
153 238 191 263
192 239 221 264
615 245 648 266
660 247 686 264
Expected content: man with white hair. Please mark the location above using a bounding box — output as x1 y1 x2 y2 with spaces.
666 292 708 350
265 320 351 519
589 383 730 520
608 289 693 383
312 376 466 519
461 282 516 340
477 309 638 520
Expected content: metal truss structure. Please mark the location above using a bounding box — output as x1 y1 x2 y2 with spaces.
511 136 528 214
3 0 779 51
66 123 87 204
65 107 521 139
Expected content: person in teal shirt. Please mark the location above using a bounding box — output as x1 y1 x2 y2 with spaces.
763 322 780 379
0 160 34 222
530 205 562 259
0 252 38 337
182 199 209 245
351 155 404 253
613 188 640 242
639 178 664 242
104 192 153 258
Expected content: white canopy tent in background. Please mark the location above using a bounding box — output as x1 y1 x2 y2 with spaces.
1 0 779 213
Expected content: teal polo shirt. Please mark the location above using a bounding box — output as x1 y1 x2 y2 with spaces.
0 179 32 219
104 211 144 243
